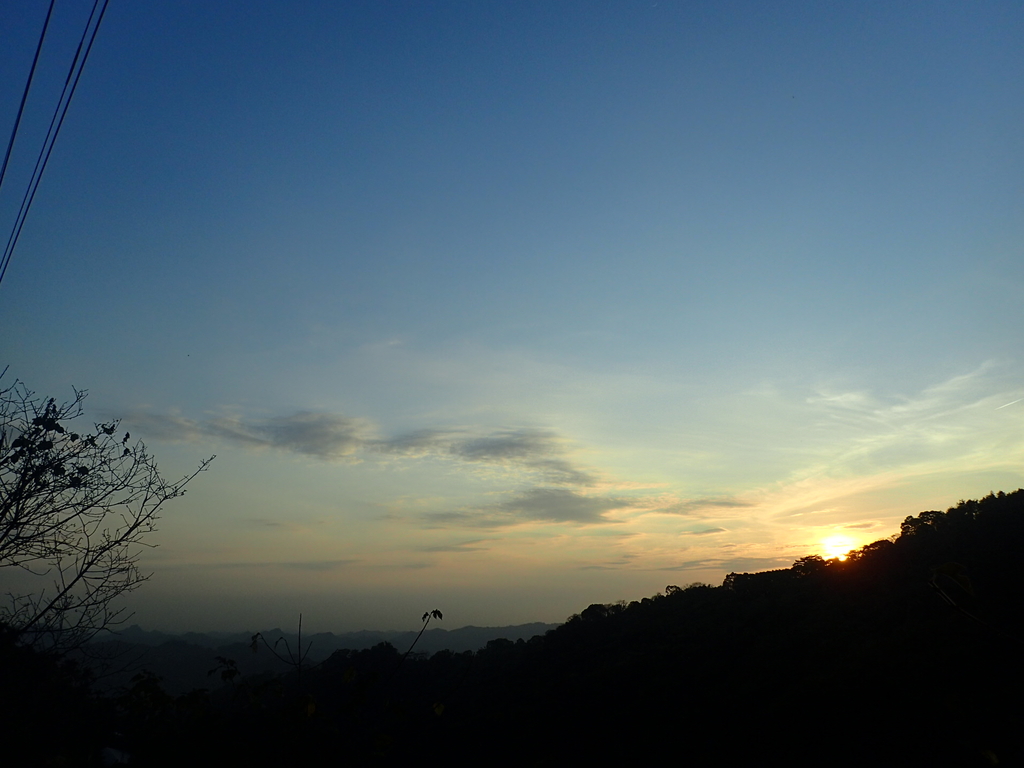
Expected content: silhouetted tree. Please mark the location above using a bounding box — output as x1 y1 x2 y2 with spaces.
0 375 212 652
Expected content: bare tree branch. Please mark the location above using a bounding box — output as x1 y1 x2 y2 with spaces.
0 376 213 653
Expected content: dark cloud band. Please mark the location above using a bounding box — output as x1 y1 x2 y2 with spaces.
127 411 595 484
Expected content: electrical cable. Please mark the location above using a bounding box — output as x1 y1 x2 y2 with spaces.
0 0 110 289
0 0 106 287
0 0 55 197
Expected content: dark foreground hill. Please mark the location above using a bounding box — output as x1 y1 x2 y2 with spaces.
5 490 1024 766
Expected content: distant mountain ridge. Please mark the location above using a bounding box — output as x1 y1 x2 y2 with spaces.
85 621 561 694
110 621 560 658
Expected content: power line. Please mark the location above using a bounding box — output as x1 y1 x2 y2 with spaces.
0 1 55 197
0 0 110 290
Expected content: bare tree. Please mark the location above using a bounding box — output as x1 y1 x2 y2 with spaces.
0 375 213 652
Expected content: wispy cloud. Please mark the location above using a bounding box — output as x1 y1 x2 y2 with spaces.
680 527 727 536
418 539 490 553
252 413 367 458
494 487 629 524
804 363 1022 465
733 364 1024 533
166 558 357 571
383 428 596 485
373 429 453 456
652 497 753 517
128 412 596 484
424 487 634 528
791 365 1023 481
124 411 371 459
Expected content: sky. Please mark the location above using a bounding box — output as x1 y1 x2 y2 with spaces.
1 0 1022 634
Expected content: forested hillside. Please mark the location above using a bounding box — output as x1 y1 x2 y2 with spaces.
6 490 1023 766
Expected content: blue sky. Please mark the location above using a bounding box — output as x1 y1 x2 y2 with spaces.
2 0 1022 633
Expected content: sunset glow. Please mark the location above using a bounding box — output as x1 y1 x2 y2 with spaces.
821 536 856 562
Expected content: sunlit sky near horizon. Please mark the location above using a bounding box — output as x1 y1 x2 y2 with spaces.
2 0 1022 633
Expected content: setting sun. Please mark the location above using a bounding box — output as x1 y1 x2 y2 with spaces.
821 535 855 561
